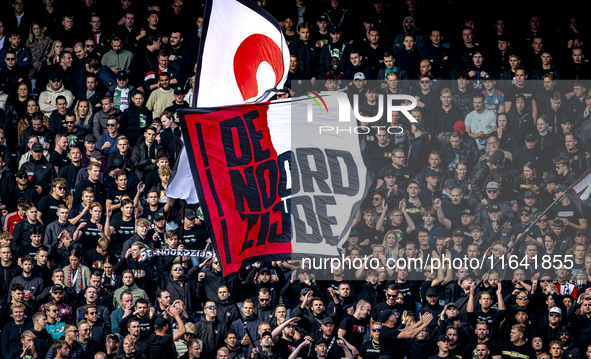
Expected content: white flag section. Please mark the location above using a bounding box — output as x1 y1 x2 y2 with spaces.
288 95 372 254
168 0 290 204
165 146 200 203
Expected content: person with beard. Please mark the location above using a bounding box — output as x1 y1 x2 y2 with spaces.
470 151 506 209
419 287 444 331
122 319 149 355
327 282 357 316
359 27 386 75
244 265 286 307
307 317 345 358
467 284 506 339
468 323 502 359
291 287 343 340
420 29 450 79
474 182 516 226
223 332 247 359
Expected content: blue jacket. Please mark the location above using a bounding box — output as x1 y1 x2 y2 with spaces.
111 307 125 334
0 46 32 69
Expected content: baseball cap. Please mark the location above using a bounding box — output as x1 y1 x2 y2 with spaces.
443 178 458 189
154 211 166 221
51 284 64 292
426 288 439 297
483 74 491 80
300 288 312 296
454 121 465 135
16 168 27 177
515 306 528 313
116 71 128 80
452 228 465 236
378 309 398 322
501 227 513 240
525 133 536 142
488 151 504 167
383 166 397 178
261 331 272 339
541 174 558 187
446 302 458 309
459 274 473 284
329 25 341 34
354 72 366 80
488 203 501 212
524 190 537 198
461 208 472 216
349 229 359 237
185 322 196 334
259 267 271 275
549 307 562 315
425 168 438 177
414 119 426 131
90 151 102 160
519 206 532 214
316 337 329 346
49 72 62 81
317 14 328 22
85 134 97 142
321 317 334 325
561 116 573 124
552 185 567 193
576 229 588 236
174 86 185 95
31 142 44 152
154 317 168 327
184 209 198 219
486 182 500 189
438 335 451 342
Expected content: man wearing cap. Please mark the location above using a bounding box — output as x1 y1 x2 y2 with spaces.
379 310 433 359
417 152 450 189
292 287 343 340
474 182 515 225
420 168 442 208
164 86 190 114
419 287 444 330
429 335 454 359
177 208 210 266
313 14 330 47
39 72 74 117
566 230 590 256
112 70 135 111
315 25 352 79
470 151 506 208
539 307 564 343
20 141 56 196
511 206 544 250
149 305 186 359
548 184 587 238
512 134 540 173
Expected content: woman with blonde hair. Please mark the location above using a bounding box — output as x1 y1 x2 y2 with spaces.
74 99 94 134
382 230 399 261
45 40 63 66
25 21 52 89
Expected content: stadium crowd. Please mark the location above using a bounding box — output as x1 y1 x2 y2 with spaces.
0 1 591 359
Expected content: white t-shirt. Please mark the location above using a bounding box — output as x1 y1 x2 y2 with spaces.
465 109 497 134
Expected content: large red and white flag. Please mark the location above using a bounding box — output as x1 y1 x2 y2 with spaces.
167 0 289 204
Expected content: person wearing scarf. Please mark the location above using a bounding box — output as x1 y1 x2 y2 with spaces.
62 248 91 293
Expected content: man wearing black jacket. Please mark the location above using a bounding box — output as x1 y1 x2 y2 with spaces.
288 23 318 79
1 302 33 359
16 113 52 160
129 33 161 91
291 287 343 340
195 300 228 358
120 90 153 147
164 86 190 114
11 204 44 252
420 29 450 78
31 312 54 359
20 142 56 196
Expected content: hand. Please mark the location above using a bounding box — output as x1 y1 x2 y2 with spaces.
139 28 146 37
241 335 251 346
433 198 441 209
468 70 476 77
106 205 112 217
198 272 206 282
137 181 145 192
102 142 111 150
123 305 132 317
481 198 488 206
400 198 406 211
410 199 421 208
563 218 572 227
35 185 42 194
337 339 345 347
149 307 156 319
496 282 502 295
251 348 259 358
167 305 180 317
77 222 87 230
125 248 133 259
360 239 370 246
469 282 475 295
347 306 355 315
492 221 499 232
350 347 359 357
327 287 337 299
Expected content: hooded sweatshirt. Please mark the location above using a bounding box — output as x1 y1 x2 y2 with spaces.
38 83 74 116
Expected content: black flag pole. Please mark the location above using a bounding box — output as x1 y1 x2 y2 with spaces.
457 189 568 310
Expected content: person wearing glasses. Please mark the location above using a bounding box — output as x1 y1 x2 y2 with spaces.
76 320 100 358
0 48 28 96
97 117 123 155
38 71 74 117
40 283 75 324
46 324 83 359
552 157 578 187
195 300 228 358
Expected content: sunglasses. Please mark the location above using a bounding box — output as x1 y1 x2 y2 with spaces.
419 80 431 84
549 313 561 317
372 328 381 332
81 328 90 332
386 294 396 298
517 296 528 300
487 190 498 194
50 309 58 312
107 123 117 127
53 292 64 295
65 121 75 124
205 305 216 310
520 213 531 217
85 44 95 48
5 58 16 61
18 175 27 179
56 186 65 190
372 198 381 201
172 268 183 271
260 298 270 302
88 312 98 315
